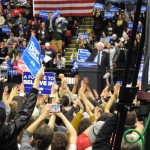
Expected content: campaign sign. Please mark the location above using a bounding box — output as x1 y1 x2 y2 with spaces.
141 6 147 13
104 12 114 19
78 33 88 40
23 72 55 94
18 47 26 53
128 22 133 29
2 26 11 34
94 3 104 10
21 35 42 77
53 9 60 20
78 62 98 68
110 6 118 12
128 22 143 32
77 49 91 62
138 64 144 82
2 0 6 5
39 11 49 19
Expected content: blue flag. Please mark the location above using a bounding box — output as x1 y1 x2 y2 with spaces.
21 35 42 77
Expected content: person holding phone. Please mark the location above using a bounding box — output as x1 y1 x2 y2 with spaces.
53 52 66 69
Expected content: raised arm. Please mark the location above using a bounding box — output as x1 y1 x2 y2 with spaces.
56 112 77 145
8 66 45 134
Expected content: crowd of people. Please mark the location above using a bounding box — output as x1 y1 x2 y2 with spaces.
0 0 147 150
0 0 73 71
0 66 144 150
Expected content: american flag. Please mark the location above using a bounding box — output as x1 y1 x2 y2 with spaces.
33 0 95 17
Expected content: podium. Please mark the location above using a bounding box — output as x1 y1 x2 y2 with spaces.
78 62 106 95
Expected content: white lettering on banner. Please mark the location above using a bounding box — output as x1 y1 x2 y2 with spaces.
24 80 34 84
28 41 40 63
24 75 27 79
30 60 36 67
40 81 47 86
48 81 53 86
28 75 35 79
48 76 55 80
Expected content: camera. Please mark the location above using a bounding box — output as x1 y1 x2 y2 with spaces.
50 105 62 113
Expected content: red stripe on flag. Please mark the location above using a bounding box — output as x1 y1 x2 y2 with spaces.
34 7 93 11
33 0 95 16
34 0 94 4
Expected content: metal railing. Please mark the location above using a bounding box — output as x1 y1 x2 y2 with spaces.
6 68 135 84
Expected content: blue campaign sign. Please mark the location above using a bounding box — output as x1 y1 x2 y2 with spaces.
94 3 104 10
104 12 114 19
2 0 6 5
53 9 60 20
128 22 143 32
138 64 144 82
39 11 49 18
77 49 91 62
18 47 26 53
141 6 147 12
21 35 42 77
110 6 118 12
78 33 89 40
116 81 122 85
128 22 133 29
23 72 56 94
78 62 98 68
2 26 11 34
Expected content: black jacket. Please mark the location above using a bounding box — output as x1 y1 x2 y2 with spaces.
45 19 55 32
0 88 38 150
92 114 117 150
85 43 110 74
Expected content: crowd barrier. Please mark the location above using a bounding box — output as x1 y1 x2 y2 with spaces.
5 68 135 85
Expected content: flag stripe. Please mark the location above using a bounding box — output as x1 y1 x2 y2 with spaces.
33 0 95 16
34 0 95 4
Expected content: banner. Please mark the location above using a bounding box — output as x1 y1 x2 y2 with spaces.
77 49 91 62
109 6 118 12
104 12 114 18
2 26 11 34
18 47 26 53
128 22 143 32
128 22 133 30
53 9 60 20
39 11 49 19
94 3 104 10
78 33 88 40
21 35 42 77
23 72 55 94
141 6 147 13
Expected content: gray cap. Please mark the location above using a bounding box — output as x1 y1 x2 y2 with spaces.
88 121 105 143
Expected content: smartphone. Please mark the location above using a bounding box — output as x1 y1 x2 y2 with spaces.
50 105 62 113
